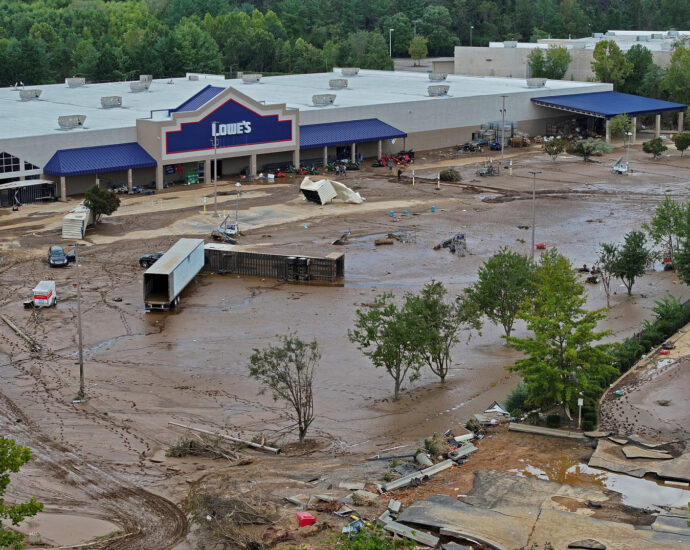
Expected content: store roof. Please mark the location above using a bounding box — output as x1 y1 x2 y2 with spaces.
299 118 406 149
171 85 225 113
43 142 156 176
531 91 686 118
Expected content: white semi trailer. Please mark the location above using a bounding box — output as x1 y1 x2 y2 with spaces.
143 238 204 312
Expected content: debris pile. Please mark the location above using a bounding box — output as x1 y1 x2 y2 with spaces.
300 177 365 205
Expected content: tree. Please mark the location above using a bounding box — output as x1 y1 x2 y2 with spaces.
662 43 690 105
591 40 633 90
248 334 319 443
621 44 654 94
544 46 570 80
610 230 652 296
408 36 428 66
643 196 687 259
83 185 120 223
543 138 567 160
642 137 667 159
574 138 612 161
463 248 535 339
405 281 479 383
507 249 617 420
597 242 619 307
527 49 546 78
1 437 43 549
608 114 632 137
672 132 690 156
349 292 422 400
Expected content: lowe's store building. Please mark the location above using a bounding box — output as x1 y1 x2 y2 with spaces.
0 69 683 202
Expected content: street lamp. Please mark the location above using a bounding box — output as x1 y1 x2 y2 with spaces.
73 242 86 403
470 25 474 47
235 181 242 231
499 95 507 168
625 131 633 171
389 28 394 57
529 170 541 261
211 121 219 216
413 19 421 37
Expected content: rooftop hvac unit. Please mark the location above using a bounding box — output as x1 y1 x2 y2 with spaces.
188 74 199 81
637 35 650 41
503 41 517 48
130 81 150 92
592 32 603 38
341 67 359 76
668 30 679 37
19 89 41 100
572 43 586 49
242 73 262 83
428 85 449 97
428 72 447 81
140 74 153 84
66 77 85 88
312 94 336 106
58 115 86 129
526 78 547 88
652 33 664 39
101 96 122 108
329 78 348 89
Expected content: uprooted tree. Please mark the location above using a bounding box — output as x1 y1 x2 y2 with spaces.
248 334 319 443
83 185 120 223
507 249 617 420
1 437 43 550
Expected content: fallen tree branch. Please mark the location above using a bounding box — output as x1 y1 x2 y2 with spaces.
168 422 281 454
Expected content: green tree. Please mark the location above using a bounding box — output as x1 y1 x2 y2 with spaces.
672 132 690 157
544 46 570 79
527 48 546 78
662 43 690 105
349 292 423 400
621 44 654 94
464 248 535 339
642 137 668 159
173 20 223 73
608 114 632 137
1 437 43 549
610 230 652 296
383 12 413 57
543 138 567 160
248 334 319 443
597 242 619 308
643 196 687 259
591 40 633 89
408 36 427 66
405 281 479 383
507 249 617 420
574 138 612 161
83 185 120 223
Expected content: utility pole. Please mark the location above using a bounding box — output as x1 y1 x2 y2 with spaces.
625 131 633 172
500 95 507 170
211 122 219 216
529 170 541 261
235 181 242 231
74 242 85 403
413 19 421 37
389 28 394 57
470 25 474 47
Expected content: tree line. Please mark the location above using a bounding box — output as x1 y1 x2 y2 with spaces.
1 1 690 86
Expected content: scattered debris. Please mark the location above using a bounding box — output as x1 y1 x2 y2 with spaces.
584 431 611 438
448 444 478 462
627 434 669 448
384 520 439 547
338 481 365 491
415 451 433 467
387 499 401 515
296 512 316 527
285 495 309 509
589 439 690 480
374 238 394 246
0 314 41 351
166 436 240 461
168 422 281 454
300 177 365 204
351 490 379 506
381 459 454 492
433 233 467 255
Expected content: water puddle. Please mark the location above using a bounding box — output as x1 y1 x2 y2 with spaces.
19 512 120 546
512 457 689 510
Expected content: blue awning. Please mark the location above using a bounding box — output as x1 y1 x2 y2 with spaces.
172 85 226 113
532 92 686 119
44 143 157 177
300 118 407 149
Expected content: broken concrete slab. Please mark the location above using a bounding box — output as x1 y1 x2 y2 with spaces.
508 422 586 439
567 539 606 549
377 510 391 526
584 430 611 438
338 481 365 491
387 499 401 514
285 495 308 509
384 520 439 547
439 528 509 550
448 443 477 461
441 543 472 550
381 459 454 492
621 445 672 460
664 480 689 487
352 489 379 505
608 437 628 445
651 513 690 536
589 439 690 481
393 463 419 476
628 434 669 448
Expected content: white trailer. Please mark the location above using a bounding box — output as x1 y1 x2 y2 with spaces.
32 281 57 307
143 238 204 312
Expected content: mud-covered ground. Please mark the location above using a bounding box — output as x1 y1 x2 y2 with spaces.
1 142 689 548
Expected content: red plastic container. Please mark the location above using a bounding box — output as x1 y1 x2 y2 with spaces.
296 512 316 527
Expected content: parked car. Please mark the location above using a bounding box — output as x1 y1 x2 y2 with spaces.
140 252 164 268
48 245 73 267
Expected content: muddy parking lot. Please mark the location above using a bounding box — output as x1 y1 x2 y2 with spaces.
1 144 689 547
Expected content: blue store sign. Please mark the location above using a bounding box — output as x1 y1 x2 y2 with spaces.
165 98 293 155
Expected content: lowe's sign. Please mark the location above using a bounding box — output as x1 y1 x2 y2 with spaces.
165 98 293 155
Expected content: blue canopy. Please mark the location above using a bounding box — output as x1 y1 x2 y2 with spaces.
44 143 157 177
172 85 225 113
300 118 406 149
531 92 686 119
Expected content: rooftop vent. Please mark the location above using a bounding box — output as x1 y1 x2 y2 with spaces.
428 85 449 97
188 74 199 81
429 72 447 81
130 81 150 92
312 94 336 106
572 43 586 49
19 89 42 100
668 30 679 37
526 78 547 88
503 41 517 48
637 35 650 41
651 33 664 39
242 73 262 83
140 74 153 84
58 115 86 129
66 77 85 88
101 96 122 108
329 78 348 89
592 32 604 38
341 67 359 76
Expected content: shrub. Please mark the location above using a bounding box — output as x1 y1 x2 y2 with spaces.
546 414 561 428
465 418 481 433
642 137 667 159
424 432 451 456
505 381 530 414
439 168 461 182
581 420 595 431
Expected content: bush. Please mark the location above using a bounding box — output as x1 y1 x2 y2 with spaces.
505 381 530 415
424 432 451 456
546 414 561 428
439 168 461 182
642 137 667 159
581 420 595 431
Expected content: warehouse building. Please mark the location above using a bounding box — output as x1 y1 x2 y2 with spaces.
0 69 683 202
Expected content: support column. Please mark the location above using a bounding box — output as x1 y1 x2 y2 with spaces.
249 154 257 177
293 148 300 169
60 176 66 201
655 113 661 138
351 142 356 163
204 159 211 184
155 164 164 190
322 146 328 167
377 139 382 159
127 168 133 193
678 111 684 133
605 118 611 143
95 175 100 189
632 116 637 144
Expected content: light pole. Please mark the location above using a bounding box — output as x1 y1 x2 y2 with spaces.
529 170 541 261
625 131 633 171
470 25 474 47
389 28 394 57
211 121 219 216
73 242 85 403
235 181 242 231
499 95 507 169
413 19 421 36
